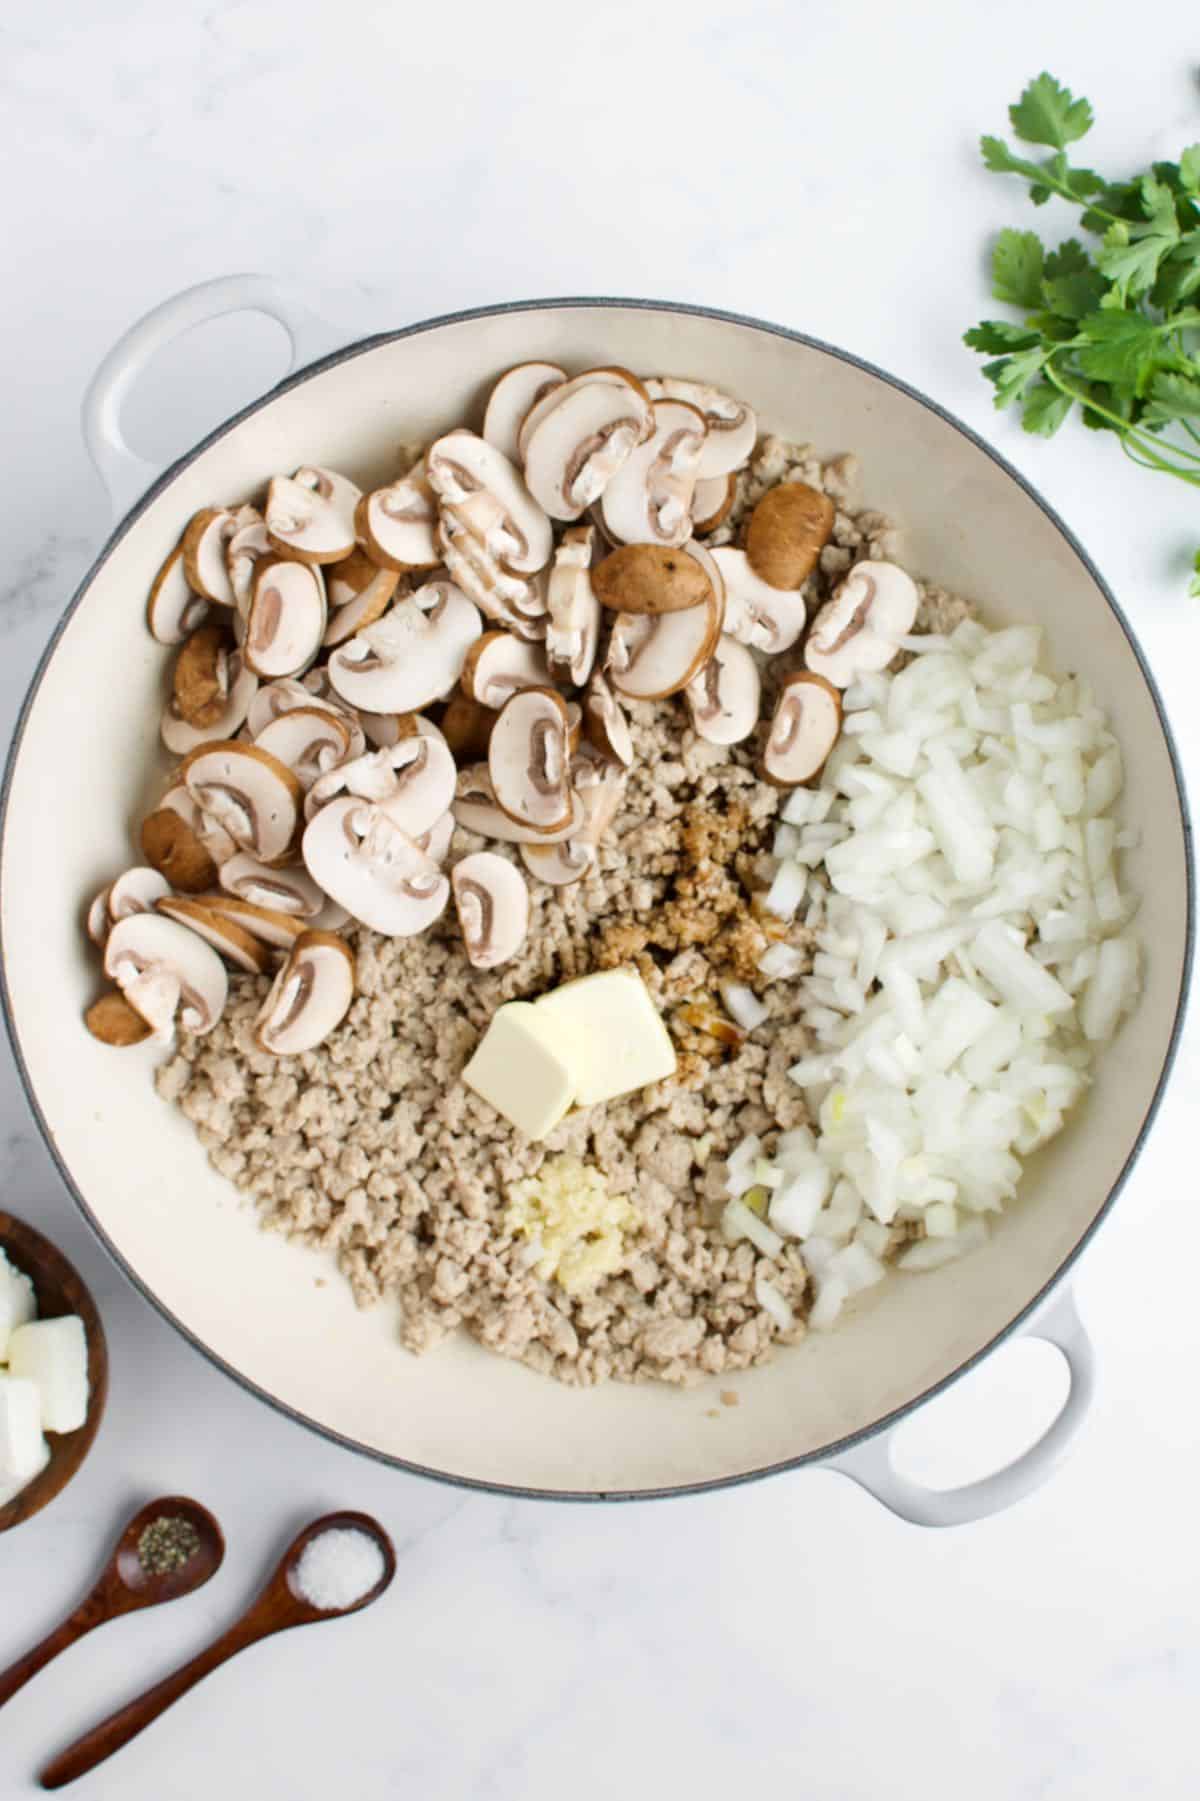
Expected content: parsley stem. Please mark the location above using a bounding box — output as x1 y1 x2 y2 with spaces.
1042 360 1200 483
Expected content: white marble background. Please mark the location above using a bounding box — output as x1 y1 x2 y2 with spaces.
2 2 1199 1796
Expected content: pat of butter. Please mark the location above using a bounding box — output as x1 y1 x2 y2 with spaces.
462 1002 576 1141
0 1375 47 1482
534 968 677 1108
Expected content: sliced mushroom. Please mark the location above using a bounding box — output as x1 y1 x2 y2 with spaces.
644 378 757 478
109 866 172 923
104 913 228 1040
745 481 835 590
173 623 234 728
518 837 595 886
483 362 568 462
710 547 806 654
161 650 259 756
141 808 219 892
200 892 307 949
488 688 573 834
452 763 585 845
544 526 601 686
355 463 440 572
264 467 361 566
691 472 737 535
306 734 457 837
593 542 713 616
327 579 482 714
451 852 530 968
583 672 634 767
427 430 552 574
253 705 354 791
605 555 724 701
358 709 438 751
87 888 113 946
246 675 353 741
803 560 919 688
685 636 762 745
302 796 449 936
460 631 552 709
85 990 154 1047
155 895 273 974
599 399 707 547
225 510 273 615
434 512 545 638
762 672 842 785
147 543 209 645
243 559 327 679
181 508 238 606
181 741 302 864
256 931 355 1054
573 750 627 841
322 551 400 648
440 692 495 761
415 811 455 866
219 852 329 918
521 370 654 521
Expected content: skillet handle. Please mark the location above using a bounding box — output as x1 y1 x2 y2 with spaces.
826 1285 1096 1527
81 274 345 518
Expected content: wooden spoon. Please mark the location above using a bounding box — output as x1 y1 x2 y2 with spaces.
40 1511 396 1790
0 1496 223 1713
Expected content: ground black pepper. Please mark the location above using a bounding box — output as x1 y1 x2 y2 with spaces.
136 1515 200 1577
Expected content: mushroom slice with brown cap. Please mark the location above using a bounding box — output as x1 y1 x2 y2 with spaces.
307 734 457 838
109 866 172 923
226 512 273 614
451 852 530 969
762 673 843 786
328 579 482 714
483 362 567 462
460 631 552 709
745 481 835 590
488 688 573 834
85 991 154 1047
359 708 441 752
161 652 259 756
427 430 552 575
434 512 545 639
356 463 440 572
711 547 807 654
322 551 400 648
599 399 708 548
219 852 328 918
155 895 273 975
265 471 358 565
685 636 762 746
141 807 219 893
452 763 585 845
644 378 757 478
593 542 714 616
256 930 355 1055
201 892 306 950
606 558 724 701
173 623 235 728
440 692 495 761
544 526 601 686
243 559 327 679
583 672 634 767
147 543 210 645
104 913 228 1041
521 372 654 521
302 797 450 936
804 560 919 688
246 675 352 740
181 741 302 865
87 888 113 946
254 706 354 790
519 837 595 887
182 508 239 606
691 472 737 536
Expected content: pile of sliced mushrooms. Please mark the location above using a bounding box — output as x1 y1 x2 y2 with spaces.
85 360 919 1059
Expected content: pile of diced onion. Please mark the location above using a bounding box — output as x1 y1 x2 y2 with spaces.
722 617 1142 1332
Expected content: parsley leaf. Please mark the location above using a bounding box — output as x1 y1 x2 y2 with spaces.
1009 73 1094 149
1021 381 1074 436
1142 373 1200 427
1075 311 1162 390
1041 240 1108 319
963 321 1042 353
1180 145 1200 195
1191 551 1200 601
983 347 1047 408
991 229 1045 307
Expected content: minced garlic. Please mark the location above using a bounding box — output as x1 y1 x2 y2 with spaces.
504 1156 638 1295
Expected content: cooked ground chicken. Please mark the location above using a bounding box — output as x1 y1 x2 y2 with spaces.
157 437 969 1388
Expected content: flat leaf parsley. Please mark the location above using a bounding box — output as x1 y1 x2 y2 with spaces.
966 73 1200 596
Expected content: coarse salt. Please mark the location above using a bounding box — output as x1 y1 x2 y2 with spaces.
293 1527 385 1612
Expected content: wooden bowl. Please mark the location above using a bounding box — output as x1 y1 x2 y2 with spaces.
0 1212 108 1533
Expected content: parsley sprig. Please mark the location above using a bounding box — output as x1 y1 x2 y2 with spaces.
965 73 1200 595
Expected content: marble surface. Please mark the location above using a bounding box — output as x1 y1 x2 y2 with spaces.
2 2 1199 1795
